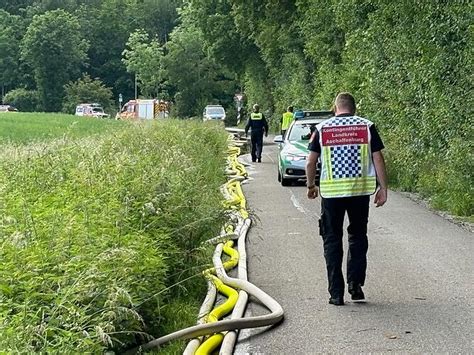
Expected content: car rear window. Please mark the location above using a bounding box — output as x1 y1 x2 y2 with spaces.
289 124 317 141
207 107 224 115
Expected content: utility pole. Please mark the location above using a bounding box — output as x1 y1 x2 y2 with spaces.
134 74 138 99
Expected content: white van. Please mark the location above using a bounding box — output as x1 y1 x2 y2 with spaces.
75 103 109 118
203 105 226 121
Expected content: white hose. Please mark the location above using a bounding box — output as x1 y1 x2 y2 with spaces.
220 218 251 354
123 241 283 354
183 280 217 355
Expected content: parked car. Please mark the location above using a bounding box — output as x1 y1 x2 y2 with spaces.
0 105 19 113
274 110 333 186
75 103 109 118
203 105 226 121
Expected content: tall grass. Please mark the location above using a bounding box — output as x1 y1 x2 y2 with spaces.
0 119 229 352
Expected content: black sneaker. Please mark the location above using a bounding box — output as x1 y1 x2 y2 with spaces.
348 283 365 302
257 158 262 163
328 296 344 306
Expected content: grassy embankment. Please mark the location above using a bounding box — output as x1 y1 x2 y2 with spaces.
0 113 229 353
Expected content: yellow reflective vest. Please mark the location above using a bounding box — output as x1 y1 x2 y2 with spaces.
281 111 294 130
251 112 263 120
317 116 377 198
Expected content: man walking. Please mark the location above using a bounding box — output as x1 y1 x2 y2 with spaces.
281 106 294 137
305 92 388 305
245 104 269 163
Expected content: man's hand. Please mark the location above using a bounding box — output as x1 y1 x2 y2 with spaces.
374 188 387 207
305 151 320 200
307 186 319 199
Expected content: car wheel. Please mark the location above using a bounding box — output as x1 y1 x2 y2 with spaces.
281 177 291 186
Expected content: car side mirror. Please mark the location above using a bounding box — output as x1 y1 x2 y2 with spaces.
273 135 284 143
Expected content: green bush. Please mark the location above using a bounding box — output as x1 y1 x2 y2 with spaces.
62 75 114 115
3 88 41 112
0 119 228 352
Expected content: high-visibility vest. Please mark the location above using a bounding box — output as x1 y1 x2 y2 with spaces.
251 112 263 120
281 111 294 130
317 115 377 198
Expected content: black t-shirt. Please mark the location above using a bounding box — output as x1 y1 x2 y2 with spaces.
308 116 384 153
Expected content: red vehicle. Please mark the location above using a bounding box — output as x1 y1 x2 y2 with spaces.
117 99 169 120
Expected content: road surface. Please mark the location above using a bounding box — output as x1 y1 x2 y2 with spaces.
235 137 473 354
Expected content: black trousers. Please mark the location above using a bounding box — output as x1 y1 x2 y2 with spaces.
320 195 370 298
250 130 264 161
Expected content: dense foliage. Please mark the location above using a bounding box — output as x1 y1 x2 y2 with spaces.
179 0 472 216
0 116 228 351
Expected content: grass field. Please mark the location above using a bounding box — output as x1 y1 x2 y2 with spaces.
0 113 228 352
0 112 125 144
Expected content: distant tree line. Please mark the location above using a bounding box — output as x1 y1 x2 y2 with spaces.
0 0 183 114
0 0 471 214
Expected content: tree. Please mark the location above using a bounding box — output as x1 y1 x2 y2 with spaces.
74 1 134 102
62 75 114 114
0 10 25 102
0 0 36 15
21 9 88 111
134 0 182 43
122 29 164 98
162 24 236 117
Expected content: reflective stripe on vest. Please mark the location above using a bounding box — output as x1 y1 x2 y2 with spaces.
317 115 377 198
251 112 263 120
281 112 294 130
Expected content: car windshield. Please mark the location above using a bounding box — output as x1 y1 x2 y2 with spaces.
288 123 316 141
207 107 224 115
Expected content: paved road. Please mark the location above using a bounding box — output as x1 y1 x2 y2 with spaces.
235 137 473 354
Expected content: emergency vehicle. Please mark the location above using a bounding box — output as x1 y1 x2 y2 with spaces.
117 99 170 120
75 103 109 118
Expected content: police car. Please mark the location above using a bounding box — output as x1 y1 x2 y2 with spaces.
274 110 333 186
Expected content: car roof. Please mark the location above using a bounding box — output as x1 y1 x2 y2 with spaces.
294 110 333 120
293 118 328 125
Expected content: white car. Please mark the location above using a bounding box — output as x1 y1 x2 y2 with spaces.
0 105 19 113
203 105 226 121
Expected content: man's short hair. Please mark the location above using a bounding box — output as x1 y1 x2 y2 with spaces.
253 104 259 111
335 92 356 114
288 106 293 112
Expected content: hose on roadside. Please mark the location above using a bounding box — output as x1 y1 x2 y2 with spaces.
124 136 283 354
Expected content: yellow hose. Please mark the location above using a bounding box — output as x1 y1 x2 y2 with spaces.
196 242 240 354
187 139 249 354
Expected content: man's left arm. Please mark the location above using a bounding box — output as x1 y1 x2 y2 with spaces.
306 151 320 199
263 115 269 137
372 151 388 207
